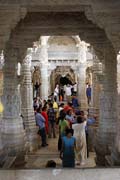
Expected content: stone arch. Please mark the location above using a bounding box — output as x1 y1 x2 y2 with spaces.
4 11 116 63
47 35 80 45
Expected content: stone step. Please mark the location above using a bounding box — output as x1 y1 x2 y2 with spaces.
26 153 59 159
2 156 16 169
26 153 60 164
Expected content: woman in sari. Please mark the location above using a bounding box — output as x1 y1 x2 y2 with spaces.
72 115 87 165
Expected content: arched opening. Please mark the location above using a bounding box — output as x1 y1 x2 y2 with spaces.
0 6 118 169
60 76 72 86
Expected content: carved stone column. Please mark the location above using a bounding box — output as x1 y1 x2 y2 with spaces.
89 59 101 115
1 47 25 157
0 52 4 166
40 37 48 100
77 62 87 109
77 42 88 109
95 46 117 165
109 53 120 165
21 51 38 151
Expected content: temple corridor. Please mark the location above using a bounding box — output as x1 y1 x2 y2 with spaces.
0 1 120 172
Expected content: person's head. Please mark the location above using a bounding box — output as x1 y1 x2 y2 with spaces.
80 111 84 116
39 104 42 109
42 106 47 112
72 93 76 97
67 102 73 107
77 115 84 124
67 109 72 115
46 160 56 168
36 107 41 113
49 102 53 108
56 84 59 88
60 110 66 120
65 128 74 137
59 103 64 108
75 109 81 116
43 99 47 104
47 99 51 105
33 97 37 101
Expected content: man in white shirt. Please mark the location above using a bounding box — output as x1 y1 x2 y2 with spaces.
54 84 59 102
73 82 77 95
65 84 72 102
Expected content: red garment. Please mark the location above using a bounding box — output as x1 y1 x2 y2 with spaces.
63 105 72 112
41 111 49 134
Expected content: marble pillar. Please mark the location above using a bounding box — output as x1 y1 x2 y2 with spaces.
1 51 25 156
109 53 120 165
21 54 38 151
0 66 4 166
40 37 49 100
77 62 87 110
89 60 101 115
95 46 117 165
77 41 88 110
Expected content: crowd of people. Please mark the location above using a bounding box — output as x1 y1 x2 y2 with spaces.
53 83 78 102
33 84 96 168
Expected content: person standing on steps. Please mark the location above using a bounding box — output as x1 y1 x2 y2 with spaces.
73 82 77 96
72 115 87 166
58 110 69 151
47 102 56 138
35 107 48 147
41 106 49 135
54 84 59 102
60 128 76 168
86 84 91 105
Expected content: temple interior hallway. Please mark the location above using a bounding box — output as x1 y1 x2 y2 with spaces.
24 134 96 169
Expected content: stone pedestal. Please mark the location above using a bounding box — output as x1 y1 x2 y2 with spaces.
21 56 38 152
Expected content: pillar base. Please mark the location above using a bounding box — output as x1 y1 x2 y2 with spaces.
0 150 7 168
106 149 120 166
95 141 111 166
22 108 38 152
95 153 106 166
11 151 26 168
1 116 26 160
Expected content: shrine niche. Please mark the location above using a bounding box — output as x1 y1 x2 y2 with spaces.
32 66 41 98
50 66 75 92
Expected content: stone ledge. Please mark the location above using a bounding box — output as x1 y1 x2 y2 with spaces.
0 169 120 180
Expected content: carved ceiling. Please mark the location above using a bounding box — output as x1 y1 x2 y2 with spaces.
0 1 119 62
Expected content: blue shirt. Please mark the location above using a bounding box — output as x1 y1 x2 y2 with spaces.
72 97 79 108
85 117 95 133
62 136 76 155
65 114 76 124
35 112 45 129
86 87 91 97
